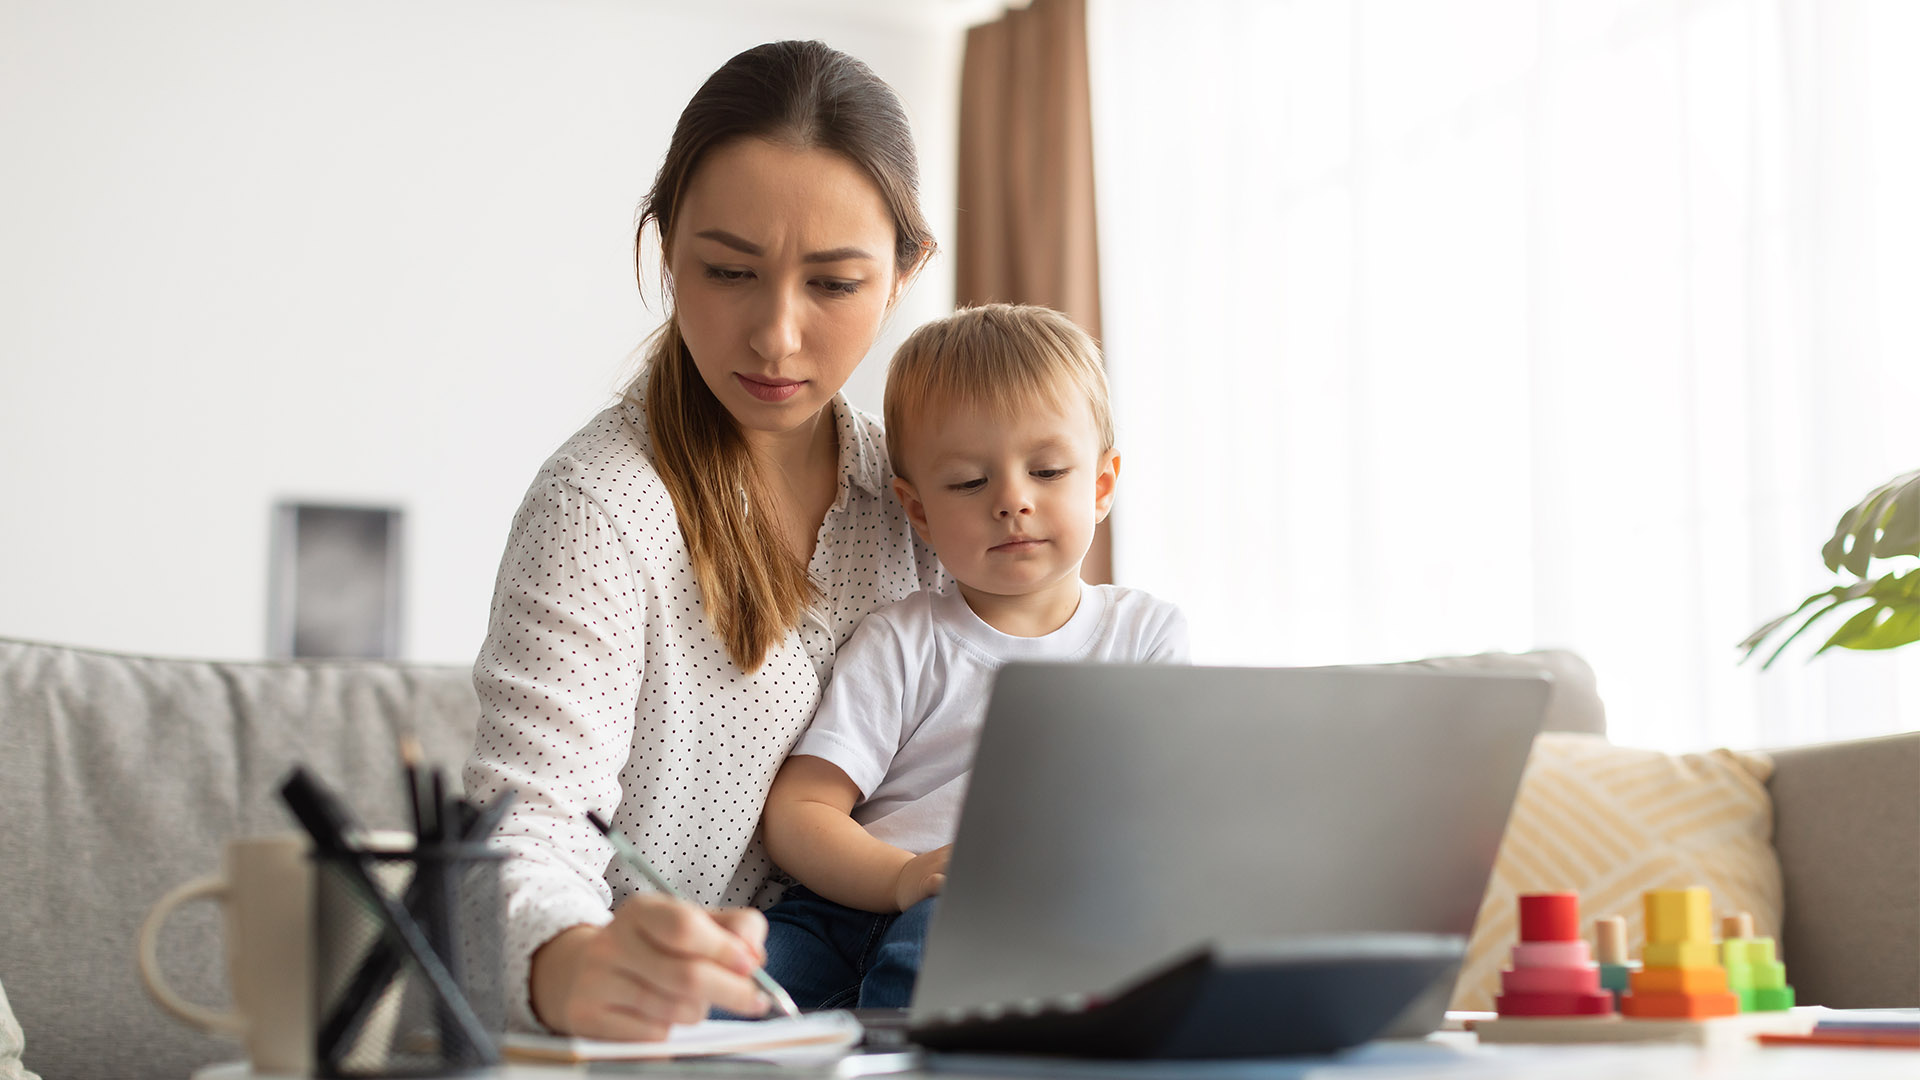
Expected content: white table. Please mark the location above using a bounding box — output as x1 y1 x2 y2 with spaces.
192 1033 1920 1079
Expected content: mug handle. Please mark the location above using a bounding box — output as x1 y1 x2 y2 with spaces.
137 874 247 1036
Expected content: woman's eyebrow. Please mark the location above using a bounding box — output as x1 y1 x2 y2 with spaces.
695 228 762 255
693 228 873 264
802 246 875 264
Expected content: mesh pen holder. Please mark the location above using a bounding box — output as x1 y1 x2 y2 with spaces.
311 843 506 1078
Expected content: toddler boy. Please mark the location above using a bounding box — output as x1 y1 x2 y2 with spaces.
757 304 1188 1009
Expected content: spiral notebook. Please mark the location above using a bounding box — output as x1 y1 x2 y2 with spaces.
503 1011 862 1063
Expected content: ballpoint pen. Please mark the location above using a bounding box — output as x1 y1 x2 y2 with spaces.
586 810 803 1020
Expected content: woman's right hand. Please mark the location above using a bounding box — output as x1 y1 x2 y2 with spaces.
529 894 772 1039
892 844 952 911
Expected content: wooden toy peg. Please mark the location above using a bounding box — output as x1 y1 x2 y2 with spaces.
1595 916 1629 965
1721 911 1755 940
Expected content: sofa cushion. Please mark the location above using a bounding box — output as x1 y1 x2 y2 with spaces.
0 637 480 1080
1391 649 1606 735
1768 731 1920 1007
1450 733 1782 1011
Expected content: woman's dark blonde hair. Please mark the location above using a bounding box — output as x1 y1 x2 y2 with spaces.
629 41 935 672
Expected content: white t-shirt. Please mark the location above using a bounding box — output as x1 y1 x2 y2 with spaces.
788 582 1189 854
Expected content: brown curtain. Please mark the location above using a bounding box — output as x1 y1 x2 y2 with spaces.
956 0 1111 584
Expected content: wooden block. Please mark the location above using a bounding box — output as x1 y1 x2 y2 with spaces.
1750 986 1795 1011
1494 990 1616 1017
1724 960 1754 994
1471 1008 1818 1046
1631 965 1729 994
1598 962 1634 997
1518 893 1581 942
1749 961 1788 991
1721 911 1755 940
1620 990 1740 1019
1644 887 1712 945
1510 940 1591 968
1641 941 1719 969
1735 937 1779 966
1501 964 1602 994
1722 944 1753 976
1594 915 1630 965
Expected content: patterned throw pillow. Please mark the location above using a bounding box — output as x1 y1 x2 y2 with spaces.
1450 733 1781 1011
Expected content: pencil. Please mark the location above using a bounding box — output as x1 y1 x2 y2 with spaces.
585 810 802 1020
398 734 430 841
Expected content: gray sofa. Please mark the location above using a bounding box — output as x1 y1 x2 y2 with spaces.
1 637 1915 1079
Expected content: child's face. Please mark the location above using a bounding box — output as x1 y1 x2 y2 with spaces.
891 392 1119 604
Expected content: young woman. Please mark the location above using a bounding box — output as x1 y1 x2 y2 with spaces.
462 40 943 1038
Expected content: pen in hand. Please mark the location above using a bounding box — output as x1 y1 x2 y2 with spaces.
585 810 802 1020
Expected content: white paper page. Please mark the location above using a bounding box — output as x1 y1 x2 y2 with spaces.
504 1011 862 1063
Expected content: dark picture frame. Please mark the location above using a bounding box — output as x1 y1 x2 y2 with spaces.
268 502 405 659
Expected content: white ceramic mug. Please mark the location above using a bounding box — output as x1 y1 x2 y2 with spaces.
137 832 315 1075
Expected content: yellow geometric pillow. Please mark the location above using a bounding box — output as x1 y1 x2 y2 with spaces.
1450 733 1781 1011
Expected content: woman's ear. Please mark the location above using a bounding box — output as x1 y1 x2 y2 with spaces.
1093 449 1121 524
892 476 934 545
889 240 936 307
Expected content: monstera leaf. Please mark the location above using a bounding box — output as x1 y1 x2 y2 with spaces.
1743 470 1920 669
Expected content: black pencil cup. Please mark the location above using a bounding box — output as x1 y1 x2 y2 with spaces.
311 842 506 1078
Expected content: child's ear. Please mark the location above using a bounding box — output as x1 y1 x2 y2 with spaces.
1093 449 1121 524
892 476 934 544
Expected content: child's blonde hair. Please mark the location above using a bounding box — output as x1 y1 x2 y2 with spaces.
884 304 1114 478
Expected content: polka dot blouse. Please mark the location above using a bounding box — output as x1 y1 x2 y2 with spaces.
462 389 944 1030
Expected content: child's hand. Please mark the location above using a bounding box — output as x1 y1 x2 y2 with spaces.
892 844 952 911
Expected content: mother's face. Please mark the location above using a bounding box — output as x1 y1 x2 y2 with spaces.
668 138 901 439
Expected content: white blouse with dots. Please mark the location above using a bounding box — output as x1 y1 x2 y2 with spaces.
462 389 944 1030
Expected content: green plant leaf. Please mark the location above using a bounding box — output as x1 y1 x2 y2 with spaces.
1824 470 1920 574
1744 580 1878 669
1739 583 1859 651
1752 472 1920 670
1846 487 1900 577
1839 605 1920 651
1824 505 1867 572
1810 570 1920 655
1814 592 1920 652
1816 603 1893 655
1872 474 1920 558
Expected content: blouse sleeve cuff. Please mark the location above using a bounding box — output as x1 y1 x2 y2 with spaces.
503 886 616 1033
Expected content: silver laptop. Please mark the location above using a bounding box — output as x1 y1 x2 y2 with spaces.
908 663 1549 1041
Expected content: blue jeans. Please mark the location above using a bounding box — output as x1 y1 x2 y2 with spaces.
761 884 937 1009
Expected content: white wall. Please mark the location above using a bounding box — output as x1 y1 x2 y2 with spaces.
0 0 968 662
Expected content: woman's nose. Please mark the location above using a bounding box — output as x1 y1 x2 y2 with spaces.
749 286 803 362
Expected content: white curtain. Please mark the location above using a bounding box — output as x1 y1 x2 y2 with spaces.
1088 0 1919 751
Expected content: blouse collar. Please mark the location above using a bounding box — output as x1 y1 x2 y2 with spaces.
828 392 889 507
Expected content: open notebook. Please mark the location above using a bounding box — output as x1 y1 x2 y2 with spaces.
503 1011 863 1063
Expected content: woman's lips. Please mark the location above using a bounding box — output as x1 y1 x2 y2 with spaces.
736 373 804 403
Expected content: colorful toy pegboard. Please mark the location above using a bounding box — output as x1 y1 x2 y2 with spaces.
1620 888 1739 1019
1493 893 1616 1017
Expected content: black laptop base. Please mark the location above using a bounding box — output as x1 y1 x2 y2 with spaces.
907 938 1462 1060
